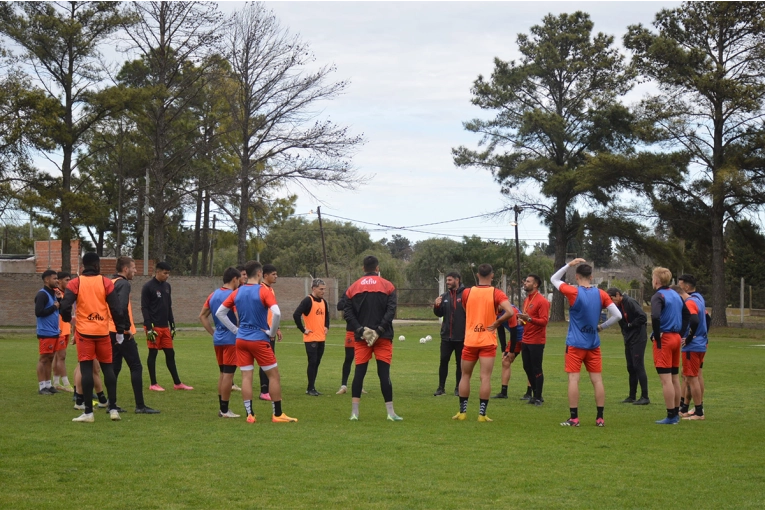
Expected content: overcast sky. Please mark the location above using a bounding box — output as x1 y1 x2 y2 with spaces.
214 1 680 246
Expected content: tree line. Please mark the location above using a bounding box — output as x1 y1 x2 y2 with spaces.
453 2 765 326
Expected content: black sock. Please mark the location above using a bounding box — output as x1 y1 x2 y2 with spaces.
673 406 679 417
75 392 83 406
570 407 578 420
501 385 508 395
459 396 468 413
679 397 685 407
97 391 107 404
273 400 282 417
221 400 229 414
597 406 604 419
525 386 532 396
679 402 689 413
695 403 703 416
479 399 488 416
667 408 674 419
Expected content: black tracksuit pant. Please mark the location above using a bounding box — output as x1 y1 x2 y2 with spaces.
110 332 146 408
438 339 464 390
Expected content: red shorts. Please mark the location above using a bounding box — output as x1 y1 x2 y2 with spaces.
55 335 68 352
215 344 238 366
354 338 393 365
462 344 497 362
38 337 58 355
147 326 173 350
236 339 277 369
653 332 681 369
504 341 523 355
344 331 355 348
565 346 602 373
682 351 705 377
75 332 112 363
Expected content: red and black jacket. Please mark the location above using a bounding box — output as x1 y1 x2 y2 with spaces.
433 286 466 342
343 273 397 340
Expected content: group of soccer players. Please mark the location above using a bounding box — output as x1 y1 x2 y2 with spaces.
36 249 707 427
433 259 708 426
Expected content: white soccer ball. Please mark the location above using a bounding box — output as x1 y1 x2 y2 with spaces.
419 338 426 344
398 335 405 341
425 335 432 341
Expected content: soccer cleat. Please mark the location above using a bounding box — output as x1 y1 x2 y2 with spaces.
272 413 298 423
560 418 580 427
452 412 467 421
306 389 321 396
683 414 705 421
55 384 72 393
38 388 53 395
72 412 94 423
361 388 368 395
336 385 347 395
596 418 605 427
231 384 242 392
259 393 272 401
433 387 446 396
633 397 650 405
533 399 543 406
135 406 160 414
149 384 165 392
106 406 127 414
97 400 108 408
477 415 493 422
349 414 359 421
679 408 695 418
109 409 121 421
387 414 403 421
48 386 59 394
73 403 85 410
655 417 678 425
520 394 532 401
491 393 508 399
669 415 681 424
246 414 256 423
621 397 636 403
173 383 194 390
219 410 241 418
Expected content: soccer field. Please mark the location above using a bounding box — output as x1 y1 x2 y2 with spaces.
1 324 764 509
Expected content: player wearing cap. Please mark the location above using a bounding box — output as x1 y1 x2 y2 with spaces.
552 259 621 427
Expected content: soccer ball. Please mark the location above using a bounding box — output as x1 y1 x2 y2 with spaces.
419 338 426 344
398 335 405 341
425 335 432 341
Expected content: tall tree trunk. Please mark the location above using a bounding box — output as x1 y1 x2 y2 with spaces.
135 175 144 259
237 159 250 264
61 147 72 272
191 181 203 274
710 109 728 327
549 196 568 322
116 173 123 256
201 188 210 272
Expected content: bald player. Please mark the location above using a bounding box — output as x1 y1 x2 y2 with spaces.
293 278 330 396
452 264 514 422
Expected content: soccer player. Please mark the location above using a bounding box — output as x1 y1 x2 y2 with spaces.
492 304 524 399
453 263 514 422
215 260 297 423
141 261 193 391
200 266 242 418
257 264 281 401
344 255 400 421
676 274 707 421
607 288 650 405
650 267 689 425
51 271 74 392
552 259 621 427
60 252 125 422
336 293 368 396
293 278 330 396
35 269 60 395
516 274 550 404
432 271 465 397
109 256 159 414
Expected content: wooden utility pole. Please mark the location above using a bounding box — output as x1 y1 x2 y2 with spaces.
317 207 329 277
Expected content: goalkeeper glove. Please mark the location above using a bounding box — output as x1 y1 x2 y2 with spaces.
146 325 158 343
115 333 124 345
171 323 177 339
362 327 379 347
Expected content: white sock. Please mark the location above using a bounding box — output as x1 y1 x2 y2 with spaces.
385 402 395 417
53 375 60 385
44 380 52 388
62 376 70 386
39 381 46 390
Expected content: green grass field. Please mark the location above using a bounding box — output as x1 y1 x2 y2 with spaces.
1 324 764 509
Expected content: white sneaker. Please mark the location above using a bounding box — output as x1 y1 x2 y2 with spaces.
218 410 241 418
336 385 347 395
109 409 121 421
72 413 94 423
97 401 108 408
362 388 368 394
73 403 85 410
231 384 242 392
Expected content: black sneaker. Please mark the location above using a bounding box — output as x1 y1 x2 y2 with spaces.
621 396 636 403
135 406 161 414
491 393 508 399
47 386 59 394
433 387 446 396
520 394 532 401
306 389 321 396
38 388 54 395
633 397 650 405
106 406 127 414
533 399 543 406
527 398 537 405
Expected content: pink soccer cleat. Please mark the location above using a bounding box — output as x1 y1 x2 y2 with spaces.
149 384 165 392
173 383 194 390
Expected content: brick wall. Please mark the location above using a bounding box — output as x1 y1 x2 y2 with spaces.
0 273 339 327
34 240 81 273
